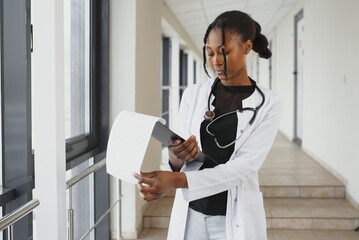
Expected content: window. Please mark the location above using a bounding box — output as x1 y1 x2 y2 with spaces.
64 0 110 239
1 0 33 238
65 0 109 169
179 49 188 100
65 0 91 140
161 36 171 126
193 60 197 84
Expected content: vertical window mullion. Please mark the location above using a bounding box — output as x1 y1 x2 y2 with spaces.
1 0 33 239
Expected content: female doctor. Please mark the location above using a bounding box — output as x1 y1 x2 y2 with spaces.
134 10 281 240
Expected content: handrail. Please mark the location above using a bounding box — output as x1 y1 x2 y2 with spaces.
66 158 122 240
0 199 40 232
79 197 122 240
66 159 106 189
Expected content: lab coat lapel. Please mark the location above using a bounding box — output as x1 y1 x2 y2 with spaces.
190 80 214 149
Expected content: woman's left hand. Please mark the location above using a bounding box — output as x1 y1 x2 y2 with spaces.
133 171 187 202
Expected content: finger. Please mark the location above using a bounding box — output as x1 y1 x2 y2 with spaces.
140 176 156 186
139 185 157 195
143 193 159 202
187 144 199 161
194 147 201 159
140 171 156 178
139 171 157 183
133 172 142 182
168 138 183 147
180 140 199 161
176 136 197 159
136 183 145 198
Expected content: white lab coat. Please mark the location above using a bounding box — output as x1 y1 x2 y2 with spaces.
167 79 282 240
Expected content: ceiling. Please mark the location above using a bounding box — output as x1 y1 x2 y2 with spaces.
164 0 299 51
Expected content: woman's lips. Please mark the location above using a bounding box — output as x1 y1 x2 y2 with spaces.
215 70 224 75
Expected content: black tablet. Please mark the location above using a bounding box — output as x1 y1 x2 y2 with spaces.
151 121 184 146
151 121 218 165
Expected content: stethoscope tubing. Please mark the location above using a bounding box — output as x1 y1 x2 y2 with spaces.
205 78 266 148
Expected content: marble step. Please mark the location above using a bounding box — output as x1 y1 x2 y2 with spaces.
260 185 345 199
259 162 346 199
143 197 359 231
266 198 359 230
139 228 359 240
143 197 173 229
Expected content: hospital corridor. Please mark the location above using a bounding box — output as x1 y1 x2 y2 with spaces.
1 0 359 240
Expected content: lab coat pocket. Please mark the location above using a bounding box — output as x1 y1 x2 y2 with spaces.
238 190 267 239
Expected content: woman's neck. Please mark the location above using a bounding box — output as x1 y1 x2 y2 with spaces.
220 72 251 86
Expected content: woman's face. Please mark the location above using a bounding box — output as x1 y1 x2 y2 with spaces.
206 28 252 85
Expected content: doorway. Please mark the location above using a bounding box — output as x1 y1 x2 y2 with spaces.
294 10 304 145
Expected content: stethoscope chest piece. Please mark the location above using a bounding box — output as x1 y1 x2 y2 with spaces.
204 110 215 121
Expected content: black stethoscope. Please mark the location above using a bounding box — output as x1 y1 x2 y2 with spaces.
204 78 266 149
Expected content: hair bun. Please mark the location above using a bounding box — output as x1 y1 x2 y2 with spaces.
252 33 272 59
258 48 272 59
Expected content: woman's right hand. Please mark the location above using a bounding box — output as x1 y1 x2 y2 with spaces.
168 135 201 169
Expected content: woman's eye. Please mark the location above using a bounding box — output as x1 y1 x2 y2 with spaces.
207 53 214 57
218 51 229 56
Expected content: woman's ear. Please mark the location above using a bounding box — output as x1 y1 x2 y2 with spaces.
244 40 253 54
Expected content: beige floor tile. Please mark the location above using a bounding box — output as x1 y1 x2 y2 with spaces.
308 206 355 218
300 186 335 198
335 186 346 198
271 218 313 230
137 229 358 240
149 216 170 228
261 175 298 186
271 230 317 240
270 206 311 218
138 228 168 240
267 230 275 240
312 219 354 230
264 186 300 198
144 198 173 217
314 230 359 240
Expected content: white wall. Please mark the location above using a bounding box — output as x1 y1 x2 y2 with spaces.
32 0 67 239
272 1 304 140
265 0 359 207
301 0 359 207
109 0 162 238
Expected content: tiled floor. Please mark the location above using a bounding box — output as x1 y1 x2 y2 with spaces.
139 229 359 240
138 133 359 239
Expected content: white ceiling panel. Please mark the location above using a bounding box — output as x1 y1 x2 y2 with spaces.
165 0 299 51
170 1 203 14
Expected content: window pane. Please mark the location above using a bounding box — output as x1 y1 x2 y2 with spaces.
65 0 91 139
179 50 188 102
161 89 170 126
162 36 171 86
66 158 95 240
0 26 2 188
193 60 197 84
179 50 188 86
161 37 171 126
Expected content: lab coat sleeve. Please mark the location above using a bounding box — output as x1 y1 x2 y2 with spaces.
182 94 282 202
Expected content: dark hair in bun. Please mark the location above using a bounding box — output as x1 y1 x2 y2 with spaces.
252 22 272 59
203 10 271 77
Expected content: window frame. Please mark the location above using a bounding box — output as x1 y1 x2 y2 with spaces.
161 36 171 126
65 0 109 170
0 0 34 238
179 49 188 100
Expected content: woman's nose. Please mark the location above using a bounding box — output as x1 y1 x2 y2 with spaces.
212 55 223 66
